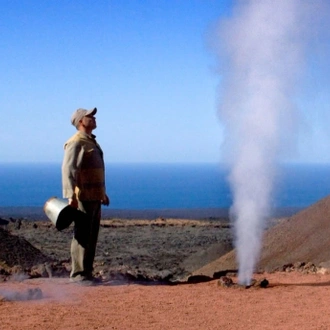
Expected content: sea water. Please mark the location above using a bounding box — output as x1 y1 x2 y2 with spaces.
0 162 330 209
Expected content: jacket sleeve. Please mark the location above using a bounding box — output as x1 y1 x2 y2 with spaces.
62 140 84 199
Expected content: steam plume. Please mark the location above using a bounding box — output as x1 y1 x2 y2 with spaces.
215 0 329 285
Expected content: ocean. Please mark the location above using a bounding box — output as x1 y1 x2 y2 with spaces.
0 162 330 211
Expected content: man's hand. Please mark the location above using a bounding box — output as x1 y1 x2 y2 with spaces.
68 198 78 208
102 194 110 206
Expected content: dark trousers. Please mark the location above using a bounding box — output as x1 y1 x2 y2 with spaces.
70 200 101 277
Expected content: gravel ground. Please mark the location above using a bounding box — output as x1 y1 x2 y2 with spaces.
1 217 233 282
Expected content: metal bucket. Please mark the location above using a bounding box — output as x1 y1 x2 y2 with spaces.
44 197 86 231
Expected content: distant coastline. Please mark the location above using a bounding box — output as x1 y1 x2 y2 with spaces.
1 163 329 211
0 206 303 221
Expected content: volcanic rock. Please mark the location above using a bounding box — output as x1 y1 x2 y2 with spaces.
188 195 330 278
217 276 234 287
0 218 9 225
0 227 53 270
0 288 43 301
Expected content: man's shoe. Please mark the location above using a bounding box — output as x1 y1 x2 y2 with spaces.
70 274 102 285
70 274 86 283
85 275 102 284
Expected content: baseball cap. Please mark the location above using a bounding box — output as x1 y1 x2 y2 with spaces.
71 107 97 128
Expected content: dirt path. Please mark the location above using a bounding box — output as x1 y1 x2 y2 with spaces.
1 272 330 330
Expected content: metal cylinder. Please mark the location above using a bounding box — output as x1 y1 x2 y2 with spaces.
44 197 86 231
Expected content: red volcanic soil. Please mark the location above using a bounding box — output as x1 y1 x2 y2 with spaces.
1 272 330 330
3 196 330 329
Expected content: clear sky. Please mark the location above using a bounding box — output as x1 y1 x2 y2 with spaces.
2 0 330 164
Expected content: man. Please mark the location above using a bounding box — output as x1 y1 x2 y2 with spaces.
62 107 109 283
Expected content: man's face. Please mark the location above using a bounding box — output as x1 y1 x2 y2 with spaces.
81 114 97 130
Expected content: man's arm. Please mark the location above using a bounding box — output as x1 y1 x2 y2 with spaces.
102 194 110 206
62 141 83 207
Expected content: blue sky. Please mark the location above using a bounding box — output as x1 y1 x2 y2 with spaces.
2 0 330 164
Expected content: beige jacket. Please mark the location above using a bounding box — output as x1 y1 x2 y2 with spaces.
62 131 106 201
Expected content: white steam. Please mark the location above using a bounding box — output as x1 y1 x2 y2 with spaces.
214 0 329 285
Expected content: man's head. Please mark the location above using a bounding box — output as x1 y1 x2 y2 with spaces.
71 108 97 132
